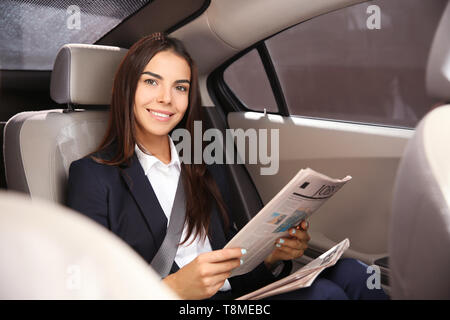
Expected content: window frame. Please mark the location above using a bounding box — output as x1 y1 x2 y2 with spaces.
208 41 288 116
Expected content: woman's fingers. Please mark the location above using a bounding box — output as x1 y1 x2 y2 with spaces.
264 222 311 267
195 248 244 277
276 236 308 250
274 232 309 259
167 248 245 299
289 227 311 242
275 243 305 259
299 220 309 231
212 258 242 273
199 247 245 264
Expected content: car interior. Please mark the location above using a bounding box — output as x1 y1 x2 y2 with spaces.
1 0 449 299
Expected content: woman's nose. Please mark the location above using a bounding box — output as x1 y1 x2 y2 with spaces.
157 86 171 104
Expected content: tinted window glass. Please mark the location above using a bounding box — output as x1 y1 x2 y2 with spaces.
0 0 151 70
224 49 278 113
265 0 446 127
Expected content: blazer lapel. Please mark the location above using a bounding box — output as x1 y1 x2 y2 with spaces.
120 154 168 251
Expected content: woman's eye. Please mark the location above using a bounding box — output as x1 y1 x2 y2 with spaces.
144 79 157 86
176 85 188 92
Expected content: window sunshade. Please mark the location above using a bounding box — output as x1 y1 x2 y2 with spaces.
0 0 152 70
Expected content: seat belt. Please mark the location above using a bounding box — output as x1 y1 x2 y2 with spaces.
150 176 186 278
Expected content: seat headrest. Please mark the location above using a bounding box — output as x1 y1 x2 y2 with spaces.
50 44 128 105
426 2 450 101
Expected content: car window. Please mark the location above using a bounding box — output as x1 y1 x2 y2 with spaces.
224 0 447 128
0 0 152 70
224 49 278 113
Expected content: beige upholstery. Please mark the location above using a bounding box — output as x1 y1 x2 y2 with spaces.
50 44 128 105
389 106 450 299
389 1 450 299
426 1 450 102
4 109 109 203
4 44 127 203
0 191 177 299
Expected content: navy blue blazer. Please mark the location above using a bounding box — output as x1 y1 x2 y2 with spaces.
66 149 289 297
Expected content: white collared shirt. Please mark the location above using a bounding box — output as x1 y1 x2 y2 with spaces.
135 137 231 291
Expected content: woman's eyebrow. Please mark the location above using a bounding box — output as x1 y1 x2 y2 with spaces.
142 71 162 79
142 71 190 84
175 79 190 84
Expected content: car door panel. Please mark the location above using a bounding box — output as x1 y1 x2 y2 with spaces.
228 111 413 266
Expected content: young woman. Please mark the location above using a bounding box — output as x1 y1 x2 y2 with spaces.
67 32 388 300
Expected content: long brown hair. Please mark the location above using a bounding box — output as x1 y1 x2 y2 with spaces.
92 32 229 244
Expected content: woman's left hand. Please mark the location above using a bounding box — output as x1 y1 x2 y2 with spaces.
264 220 311 269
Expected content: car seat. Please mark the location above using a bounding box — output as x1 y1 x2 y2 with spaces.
0 190 177 299
388 1 450 299
3 44 127 203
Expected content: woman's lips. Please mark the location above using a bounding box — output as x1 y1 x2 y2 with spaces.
146 109 174 122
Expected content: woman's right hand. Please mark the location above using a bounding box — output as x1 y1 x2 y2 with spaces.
162 247 245 299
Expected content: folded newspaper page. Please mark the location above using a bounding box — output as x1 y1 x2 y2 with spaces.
224 168 351 277
236 238 350 300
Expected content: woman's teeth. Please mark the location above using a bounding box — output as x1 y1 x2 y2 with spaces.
150 111 171 118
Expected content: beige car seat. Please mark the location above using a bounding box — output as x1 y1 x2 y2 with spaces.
3 44 127 203
388 1 450 299
0 191 177 299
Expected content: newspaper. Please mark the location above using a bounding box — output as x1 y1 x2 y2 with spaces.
224 168 351 277
236 238 350 300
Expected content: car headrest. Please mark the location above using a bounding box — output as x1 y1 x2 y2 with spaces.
50 44 128 105
426 1 450 101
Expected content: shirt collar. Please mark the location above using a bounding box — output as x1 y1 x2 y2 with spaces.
135 136 181 176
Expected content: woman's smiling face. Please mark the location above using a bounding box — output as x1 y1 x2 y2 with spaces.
133 50 191 140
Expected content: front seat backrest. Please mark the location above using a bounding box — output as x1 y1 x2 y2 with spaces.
389 1 450 299
0 191 178 299
3 44 127 203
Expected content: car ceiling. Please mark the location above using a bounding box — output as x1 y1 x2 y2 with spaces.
172 0 367 105
173 0 367 76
